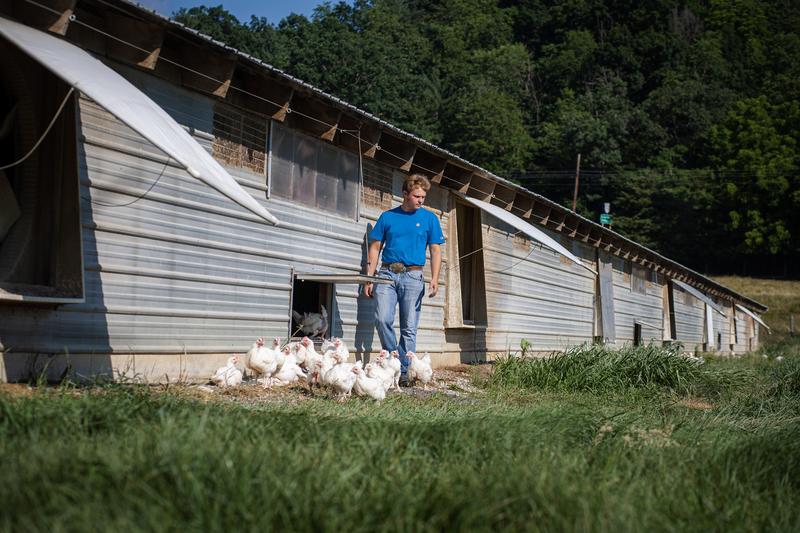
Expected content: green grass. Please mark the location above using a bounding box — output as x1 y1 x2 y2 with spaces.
1 343 799 532
490 343 752 396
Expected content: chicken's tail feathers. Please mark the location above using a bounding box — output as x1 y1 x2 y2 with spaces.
292 310 303 323
321 305 328 319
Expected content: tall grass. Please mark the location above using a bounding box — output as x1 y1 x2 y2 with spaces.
490 344 750 396
0 348 798 532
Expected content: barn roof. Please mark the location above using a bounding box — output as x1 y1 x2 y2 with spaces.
0 0 768 312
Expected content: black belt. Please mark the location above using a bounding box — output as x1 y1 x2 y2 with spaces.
382 262 423 273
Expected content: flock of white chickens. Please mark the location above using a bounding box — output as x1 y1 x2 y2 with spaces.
210 336 434 401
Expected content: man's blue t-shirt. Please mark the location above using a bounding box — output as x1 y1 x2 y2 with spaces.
368 206 445 266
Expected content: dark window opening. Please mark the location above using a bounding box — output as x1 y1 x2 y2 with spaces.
633 323 643 346
0 42 82 302
290 278 333 342
456 202 486 325
716 332 722 351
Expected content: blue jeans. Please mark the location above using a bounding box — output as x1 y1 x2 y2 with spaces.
374 268 425 376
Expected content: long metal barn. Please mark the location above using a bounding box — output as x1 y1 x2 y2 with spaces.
0 0 768 382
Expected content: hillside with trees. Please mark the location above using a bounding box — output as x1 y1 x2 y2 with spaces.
174 0 800 277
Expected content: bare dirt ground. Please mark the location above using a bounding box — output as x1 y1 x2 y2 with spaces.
0 364 494 406
183 364 492 408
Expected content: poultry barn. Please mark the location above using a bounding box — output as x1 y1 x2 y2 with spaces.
0 0 769 383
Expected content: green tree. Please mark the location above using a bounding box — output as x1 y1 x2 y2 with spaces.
709 96 799 256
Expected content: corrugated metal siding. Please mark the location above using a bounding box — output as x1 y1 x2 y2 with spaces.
713 299 732 353
731 310 751 355
611 258 664 344
482 217 595 352
672 284 705 350
0 68 449 360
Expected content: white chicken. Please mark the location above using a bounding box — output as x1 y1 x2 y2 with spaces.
332 337 349 362
366 357 394 392
353 363 386 401
246 337 280 388
292 305 328 338
325 359 361 401
297 336 323 372
408 351 434 389
211 355 243 387
381 350 402 390
272 346 308 386
271 337 286 370
312 351 336 388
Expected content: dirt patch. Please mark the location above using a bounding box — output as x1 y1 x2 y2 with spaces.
159 364 492 407
678 398 714 410
0 383 35 398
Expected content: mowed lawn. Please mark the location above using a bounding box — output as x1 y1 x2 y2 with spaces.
1 344 799 532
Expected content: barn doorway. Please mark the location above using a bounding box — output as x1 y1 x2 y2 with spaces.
290 277 333 342
455 201 487 325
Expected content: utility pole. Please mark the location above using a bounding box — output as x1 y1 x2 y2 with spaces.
572 153 581 212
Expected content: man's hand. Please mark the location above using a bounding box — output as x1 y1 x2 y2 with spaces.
364 281 374 298
428 279 438 298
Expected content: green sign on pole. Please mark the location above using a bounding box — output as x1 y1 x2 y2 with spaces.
600 213 612 225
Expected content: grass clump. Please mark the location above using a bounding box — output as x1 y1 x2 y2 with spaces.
490 343 749 396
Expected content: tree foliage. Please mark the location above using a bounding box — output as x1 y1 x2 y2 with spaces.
174 0 800 276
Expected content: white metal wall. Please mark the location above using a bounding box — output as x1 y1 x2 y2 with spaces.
611 257 664 344
482 217 596 352
0 66 449 365
671 283 705 350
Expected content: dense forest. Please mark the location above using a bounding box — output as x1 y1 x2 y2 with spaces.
173 0 799 277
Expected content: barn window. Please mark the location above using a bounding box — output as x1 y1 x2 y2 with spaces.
633 322 643 346
212 103 267 175
0 42 83 303
631 264 647 294
361 158 393 212
269 121 359 219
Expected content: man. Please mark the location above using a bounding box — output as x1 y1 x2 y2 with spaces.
364 173 444 386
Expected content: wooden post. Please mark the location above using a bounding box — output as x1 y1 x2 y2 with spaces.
572 153 581 212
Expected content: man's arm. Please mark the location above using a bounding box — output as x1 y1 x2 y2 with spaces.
364 239 383 298
428 244 441 298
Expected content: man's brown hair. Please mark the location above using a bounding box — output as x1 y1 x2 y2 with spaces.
402 173 431 193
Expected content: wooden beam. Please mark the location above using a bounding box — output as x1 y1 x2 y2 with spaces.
531 203 551 225
364 130 382 159
322 110 342 141
226 67 293 120
553 211 567 232
493 185 516 211
375 133 417 171
49 0 78 35
285 93 342 139
511 194 534 218
467 173 495 201
410 149 447 183
105 11 164 70
568 223 579 238
439 163 473 193
160 32 237 97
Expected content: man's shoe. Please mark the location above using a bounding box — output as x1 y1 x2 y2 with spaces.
399 376 411 387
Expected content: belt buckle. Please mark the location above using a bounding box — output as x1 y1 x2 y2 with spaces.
389 262 405 274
